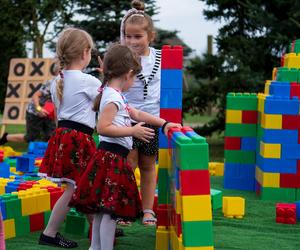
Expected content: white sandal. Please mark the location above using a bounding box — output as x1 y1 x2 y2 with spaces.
142 209 157 226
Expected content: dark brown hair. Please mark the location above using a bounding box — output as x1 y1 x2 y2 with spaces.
93 44 142 111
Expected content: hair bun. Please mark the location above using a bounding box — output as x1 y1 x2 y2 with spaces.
131 0 145 11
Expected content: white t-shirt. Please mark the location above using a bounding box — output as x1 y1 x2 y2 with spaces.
51 70 101 128
99 87 132 149
123 47 161 117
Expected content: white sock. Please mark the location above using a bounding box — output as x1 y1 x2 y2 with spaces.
99 214 116 250
43 183 75 237
90 214 102 250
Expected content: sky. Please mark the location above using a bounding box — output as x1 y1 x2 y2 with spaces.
42 0 222 58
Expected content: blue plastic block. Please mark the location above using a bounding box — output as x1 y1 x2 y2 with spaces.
241 137 257 151
224 163 255 178
269 81 291 97
5 181 22 193
295 201 300 220
261 129 298 144
0 197 7 220
161 69 182 89
16 156 36 172
0 162 10 178
159 128 169 149
256 154 297 174
224 176 255 191
28 141 48 156
160 89 182 108
281 144 300 159
264 96 300 115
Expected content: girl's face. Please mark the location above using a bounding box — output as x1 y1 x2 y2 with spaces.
124 23 153 56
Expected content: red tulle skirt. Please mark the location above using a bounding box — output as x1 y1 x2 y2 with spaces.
38 127 96 186
70 149 142 220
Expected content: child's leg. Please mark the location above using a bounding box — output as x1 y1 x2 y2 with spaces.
43 182 75 237
99 213 116 250
138 154 157 224
0 210 5 250
90 214 102 250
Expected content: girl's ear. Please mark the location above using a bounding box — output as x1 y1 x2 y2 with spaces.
125 70 134 80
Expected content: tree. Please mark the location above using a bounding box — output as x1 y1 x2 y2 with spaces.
186 0 300 135
16 0 76 57
0 1 26 111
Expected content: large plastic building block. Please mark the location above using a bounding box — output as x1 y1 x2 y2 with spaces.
255 166 280 188
211 189 222 210
3 219 15 239
2 194 22 219
240 137 257 151
156 204 170 227
181 221 213 247
160 108 182 123
161 45 183 69
280 173 300 188
226 92 258 110
260 128 298 144
161 69 182 89
156 226 170 250
18 190 37 216
259 187 296 201
256 155 297 174
27 142 48 156
65 208 89 236
290 82 300 99
261 114 282 129
282 114 300 129
29 212 44 232
225 123 257 137
284 53 300 68
181 195 212 221
180 170 210 195
224 176 255 192
276 203 296 224
14 215 30 237
222 197 245 218
0 162 10 178
260 142 281 159
208 162 224 176
160 88 182 108
269 81 291 97
225 110 242 124
16 156 36 172
158 168 170 205
276 67 299 82
34 189 50 213
158 149 171 169
282 144 300 159
295 201 300 220
0 197 6 220
242 110 258 124
264 95 300 115
224 163 255 179
225 150 255 164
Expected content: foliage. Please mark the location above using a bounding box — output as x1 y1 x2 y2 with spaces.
186 0 300 135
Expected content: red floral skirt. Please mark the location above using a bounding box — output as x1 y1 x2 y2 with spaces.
38 127 96 186
70 149 142 220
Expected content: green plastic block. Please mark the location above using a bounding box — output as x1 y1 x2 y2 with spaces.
15 216 30 236
175 136 209 170
289 40 300 53
260 187 296 202
225 123 257 137
3 194 22 219
226 92 257 110
182 220 214 247
224 150 256 164
158 168 170 205
210 189 222 210
4 157 17 167
65 208 89 236
44 210 52 225
276 67 299 82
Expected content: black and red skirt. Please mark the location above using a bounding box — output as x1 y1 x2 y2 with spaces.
70 142 142 220
38 124 96 186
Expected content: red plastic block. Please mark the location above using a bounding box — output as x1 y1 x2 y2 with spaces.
276 203 296 224
43 187 64 209
280 173 300 188
160 108 182 123
167 127 182 139
157 204 170 227
181 126 193 133
290 83 300 99
282 115 300 130
30 212 45 232
43 101 55 120
224 137 241 150
242 110 258 124
161 45 183 69
180 169 210 195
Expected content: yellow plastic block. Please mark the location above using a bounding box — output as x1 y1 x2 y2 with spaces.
158 149 171 169
272 67 277 80
33 188 51 213
255 166 279 187
209 162 224 176
18 190 37 216
264 80 271 95
37 179 57 187
181 195 212 221
3 219 16 239
175 190 182 214
261 114 282 129
222 196 245 218
225 110 242 124
257 93 266 113
260 142 281 159
284 53 300 68
0 178 13 195
156 226 170 250
170 227 180 250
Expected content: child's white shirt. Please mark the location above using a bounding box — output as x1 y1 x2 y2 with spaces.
51 70 101 128
99 87 132 149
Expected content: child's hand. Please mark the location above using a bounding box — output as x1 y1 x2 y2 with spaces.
164 122 182 135
132 122 155 142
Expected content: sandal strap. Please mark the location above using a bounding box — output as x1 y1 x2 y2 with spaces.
143 209 156 217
